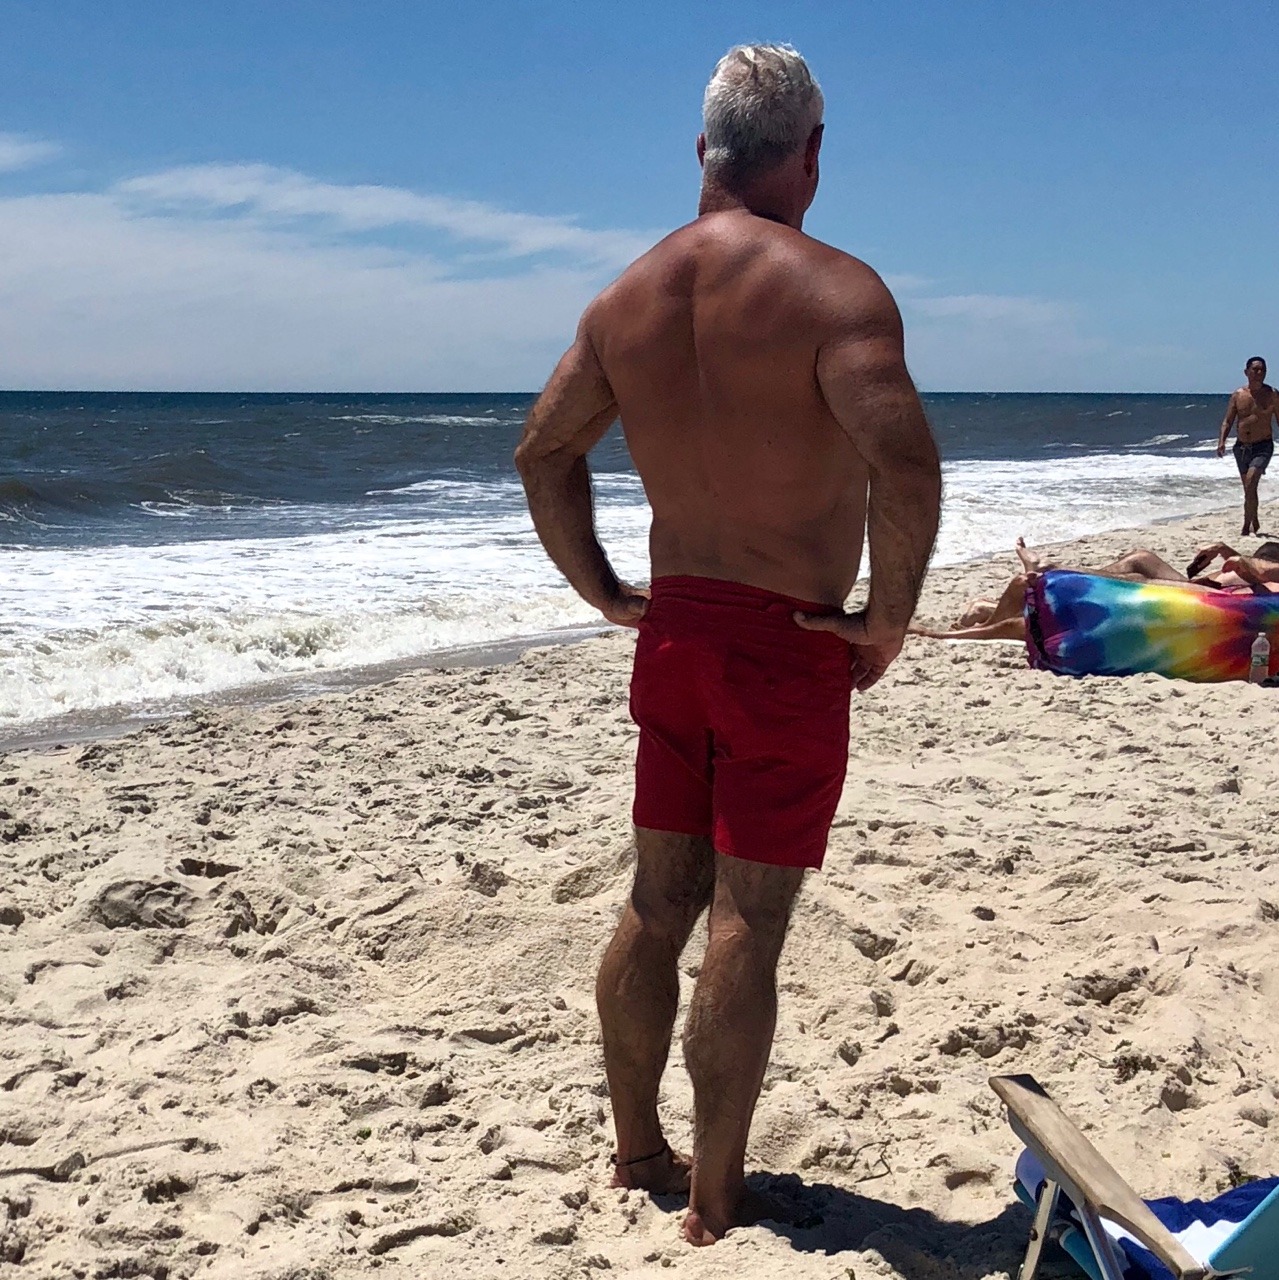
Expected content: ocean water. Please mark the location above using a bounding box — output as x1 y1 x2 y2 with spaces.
0 391 1241 734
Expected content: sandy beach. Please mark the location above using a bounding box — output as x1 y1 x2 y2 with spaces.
5 505 1279 1280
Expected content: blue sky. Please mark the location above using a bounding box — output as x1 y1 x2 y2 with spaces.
0 0 1275 392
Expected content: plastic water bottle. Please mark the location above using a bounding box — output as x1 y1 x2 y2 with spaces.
1250 632 1270 684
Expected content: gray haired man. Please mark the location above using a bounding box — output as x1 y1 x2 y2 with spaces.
517 44 941 1244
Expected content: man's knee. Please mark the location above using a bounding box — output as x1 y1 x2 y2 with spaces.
1117 550 1158 575
631 874 712 937
707 857 804 949
629 831 714 937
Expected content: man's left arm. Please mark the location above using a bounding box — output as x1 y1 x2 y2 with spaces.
514 315 648 627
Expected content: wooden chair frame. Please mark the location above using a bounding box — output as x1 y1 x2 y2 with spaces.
990 1074 1236 1280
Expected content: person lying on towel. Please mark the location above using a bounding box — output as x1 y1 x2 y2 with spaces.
913 537 1279 643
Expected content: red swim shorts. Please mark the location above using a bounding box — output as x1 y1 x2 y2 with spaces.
629 575 852 870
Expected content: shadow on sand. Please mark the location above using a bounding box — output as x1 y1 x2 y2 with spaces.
654 1169 1076 1280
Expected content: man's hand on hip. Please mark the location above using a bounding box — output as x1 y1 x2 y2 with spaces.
792 609 905 691
601 583 651 628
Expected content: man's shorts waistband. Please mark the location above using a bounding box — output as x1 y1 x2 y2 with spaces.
648 574 842 618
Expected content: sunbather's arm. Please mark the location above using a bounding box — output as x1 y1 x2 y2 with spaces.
1186 542 1240 577
1222 556 1279 592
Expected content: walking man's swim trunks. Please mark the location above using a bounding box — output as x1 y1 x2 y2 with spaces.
629 576 852 870
1234 438 1274 477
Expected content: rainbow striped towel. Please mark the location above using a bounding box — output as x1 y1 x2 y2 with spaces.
1025 570 1279 682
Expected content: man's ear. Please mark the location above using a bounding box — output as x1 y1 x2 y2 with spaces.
696 133 707 168
804 123 824 175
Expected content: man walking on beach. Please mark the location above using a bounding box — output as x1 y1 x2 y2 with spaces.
1218 356 1278 536
516 44 941 1245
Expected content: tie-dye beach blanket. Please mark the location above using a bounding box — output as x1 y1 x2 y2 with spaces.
1025 569 1279 682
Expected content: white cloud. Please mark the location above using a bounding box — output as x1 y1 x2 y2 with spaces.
0 131 60 173
115 162 654 268
0 135 1159 392
908 292 1069 326
0 151 661 390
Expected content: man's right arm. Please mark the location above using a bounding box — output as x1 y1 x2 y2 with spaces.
1219 392 1238 455
514 310 648 627
801 275 942 688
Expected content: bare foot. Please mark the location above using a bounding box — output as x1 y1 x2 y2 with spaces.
1015 537 1047 574
683 1187 788 1246
610 1145 692 1195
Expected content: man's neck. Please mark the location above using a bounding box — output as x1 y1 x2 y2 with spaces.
697 177 803 230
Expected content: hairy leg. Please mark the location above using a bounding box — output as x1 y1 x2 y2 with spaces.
1091 549 1187 582
682 855 804 1246
597 827 713 1193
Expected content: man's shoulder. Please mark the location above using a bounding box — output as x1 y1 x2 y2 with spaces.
647 214 885 279
583 216 897 338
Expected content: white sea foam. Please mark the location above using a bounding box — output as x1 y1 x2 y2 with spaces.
1130 433 1191 448
0 453 1245 728
331 413 498 426
936 453 1236 566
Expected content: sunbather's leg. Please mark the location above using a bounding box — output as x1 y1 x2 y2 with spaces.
956 598 996 627
912 573 1030 641
1092 549 1187 582
973 574 1028 626
1015 537 1059 574
1016 538 1187 584
912 615 1028 642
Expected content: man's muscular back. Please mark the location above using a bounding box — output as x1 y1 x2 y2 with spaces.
585 210 892 607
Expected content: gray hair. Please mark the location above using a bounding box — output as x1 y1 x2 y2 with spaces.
702 44 824 183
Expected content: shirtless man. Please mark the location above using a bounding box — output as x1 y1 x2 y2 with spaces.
515 45 941 1246
1218 357 1278 536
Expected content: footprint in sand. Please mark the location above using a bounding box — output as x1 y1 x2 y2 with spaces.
88 880 195 930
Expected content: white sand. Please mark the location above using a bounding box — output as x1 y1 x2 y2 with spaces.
4 507 1279 1279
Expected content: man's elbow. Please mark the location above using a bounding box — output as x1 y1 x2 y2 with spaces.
514 438 572 484
513 439 535 479
514 433 551 479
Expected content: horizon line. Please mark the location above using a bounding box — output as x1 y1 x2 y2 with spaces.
0 387 1230 397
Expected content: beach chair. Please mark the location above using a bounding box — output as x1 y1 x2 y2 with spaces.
990 1074 1279 1279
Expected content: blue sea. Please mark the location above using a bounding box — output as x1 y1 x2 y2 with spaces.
0 391 1240 738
